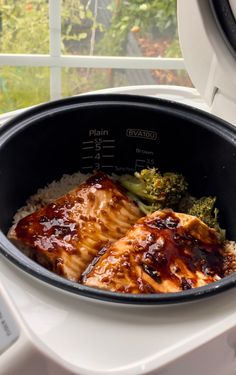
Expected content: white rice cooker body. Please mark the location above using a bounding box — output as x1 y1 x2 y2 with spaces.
178 0 236 125
1 1 236 375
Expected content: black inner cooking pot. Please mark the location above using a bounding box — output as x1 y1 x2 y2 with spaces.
1 94 236 304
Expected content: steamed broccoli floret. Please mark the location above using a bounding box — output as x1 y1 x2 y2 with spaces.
118 173 156 203
119 168 188 214
125 191 162 215
186 196 225 238
119 168 223 236
185 196 222 233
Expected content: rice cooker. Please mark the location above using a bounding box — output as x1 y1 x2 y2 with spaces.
1 0 236 374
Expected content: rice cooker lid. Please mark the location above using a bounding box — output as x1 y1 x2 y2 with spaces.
178 0 236 125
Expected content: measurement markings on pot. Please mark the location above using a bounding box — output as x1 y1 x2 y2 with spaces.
126 129 157 140
89 129 109 137
135 148 155 170
135 159 155 170
135 159 146 169
81 133 116 171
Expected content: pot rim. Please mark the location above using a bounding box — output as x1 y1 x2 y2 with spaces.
1 93 236 305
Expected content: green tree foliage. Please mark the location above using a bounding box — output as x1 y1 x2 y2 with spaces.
0 1 49 54
97 0 179 56
0 0 49 112
0 0 98 113
0 0 180 114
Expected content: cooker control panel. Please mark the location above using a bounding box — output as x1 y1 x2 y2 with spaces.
0 292 19 355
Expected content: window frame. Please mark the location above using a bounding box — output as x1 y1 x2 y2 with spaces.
0 0 185 101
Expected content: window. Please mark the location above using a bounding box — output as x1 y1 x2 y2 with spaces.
0 0 192 114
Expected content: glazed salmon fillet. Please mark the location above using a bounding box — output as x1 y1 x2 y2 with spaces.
82 210 225 293
8 173 142 281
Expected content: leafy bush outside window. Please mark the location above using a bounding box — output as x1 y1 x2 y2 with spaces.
0 0 192 114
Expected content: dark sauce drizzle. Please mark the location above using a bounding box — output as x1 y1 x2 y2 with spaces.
140 212 224 290
15 202 79 253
